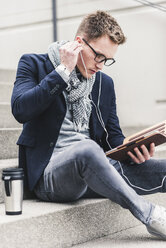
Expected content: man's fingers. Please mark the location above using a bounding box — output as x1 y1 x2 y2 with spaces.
140 145 150 160
127 151 140 164
59 41 83 72
141 143 155 158
60 41 83 57
149 143 155 157
133 147 146 163
70 41 82 50
127 143 155 165
61 41 82 52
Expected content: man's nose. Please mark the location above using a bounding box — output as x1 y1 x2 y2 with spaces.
95 61 104 70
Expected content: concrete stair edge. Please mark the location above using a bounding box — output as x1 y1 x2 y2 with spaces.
0 198 139 248
0 143 165 202
0 158 18 168
0 193 165 248
0 126 166 159
73 224 166 248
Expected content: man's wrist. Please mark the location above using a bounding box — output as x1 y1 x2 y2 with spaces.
57 64 71 77
55 64 71 85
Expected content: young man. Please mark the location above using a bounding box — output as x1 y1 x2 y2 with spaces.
11 11 166 240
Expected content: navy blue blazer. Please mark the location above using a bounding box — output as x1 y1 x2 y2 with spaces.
11 53 125 191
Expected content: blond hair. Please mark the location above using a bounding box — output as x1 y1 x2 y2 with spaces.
76 10 126 44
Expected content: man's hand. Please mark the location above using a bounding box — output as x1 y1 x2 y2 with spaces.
127 143 155 164
59 41 83 73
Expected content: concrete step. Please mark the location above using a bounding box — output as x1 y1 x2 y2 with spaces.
0 69 16 83
0 103 21 128
0 193 165 248
0 126 165 160
0 143 165 203
0 158 18 203
0 128 21 159
155 144 166 159
0 82 13 102
122 125 151 137
73 224 166 248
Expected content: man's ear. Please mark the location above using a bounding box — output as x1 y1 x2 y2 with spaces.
76 36 83 44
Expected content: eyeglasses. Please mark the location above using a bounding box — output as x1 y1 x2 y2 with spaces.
82 38 116 66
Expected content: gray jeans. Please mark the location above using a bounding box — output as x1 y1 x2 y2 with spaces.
34 140 166 224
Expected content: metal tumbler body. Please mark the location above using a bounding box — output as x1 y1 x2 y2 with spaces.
2 168 24 215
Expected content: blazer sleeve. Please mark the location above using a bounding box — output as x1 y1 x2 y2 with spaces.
105 80 125 149
11 54 68 123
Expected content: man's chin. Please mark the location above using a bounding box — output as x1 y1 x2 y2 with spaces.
78 67 95 79
81 72 94 79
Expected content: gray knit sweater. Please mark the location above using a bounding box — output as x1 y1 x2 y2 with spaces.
49 67 90 158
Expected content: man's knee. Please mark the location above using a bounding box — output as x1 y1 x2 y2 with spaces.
75 139 103 162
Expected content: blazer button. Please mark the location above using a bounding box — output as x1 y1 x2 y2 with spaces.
49 142 54 147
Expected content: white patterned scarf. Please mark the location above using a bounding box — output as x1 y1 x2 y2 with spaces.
48 41 96 132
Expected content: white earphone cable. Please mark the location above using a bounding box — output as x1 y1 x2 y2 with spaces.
79 51 166 192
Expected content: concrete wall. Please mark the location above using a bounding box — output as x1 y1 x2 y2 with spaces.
0 0 166 127
0 0 53 69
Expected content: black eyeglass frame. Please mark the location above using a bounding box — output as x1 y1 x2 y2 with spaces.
82 38 116 66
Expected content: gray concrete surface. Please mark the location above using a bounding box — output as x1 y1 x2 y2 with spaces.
0 199 140 248
0 103 21 128
0 82 13 102
73 225 166 248
0 128 21 159
155 144 166 159
0 69 16 83
0 193 165 248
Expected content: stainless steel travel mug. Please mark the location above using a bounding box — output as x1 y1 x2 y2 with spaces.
2 168 24 215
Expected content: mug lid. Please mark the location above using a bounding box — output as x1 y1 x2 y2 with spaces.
2 168 24 180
